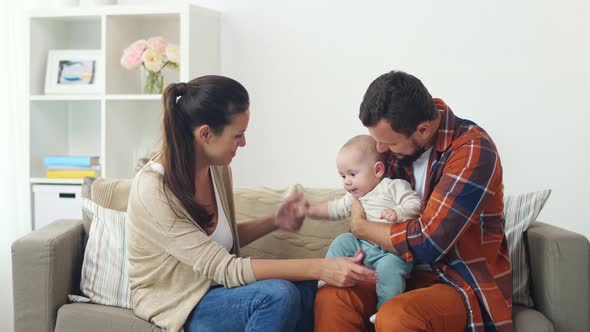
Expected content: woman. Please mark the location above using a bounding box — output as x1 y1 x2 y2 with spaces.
126 75 378 332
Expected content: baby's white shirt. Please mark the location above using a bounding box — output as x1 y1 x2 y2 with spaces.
328 178 421 223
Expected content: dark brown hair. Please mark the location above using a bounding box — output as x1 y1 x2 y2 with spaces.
359 71 437 136
160 75 249 229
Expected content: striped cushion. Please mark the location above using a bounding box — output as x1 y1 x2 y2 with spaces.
68 198 132 308
504 189 552 307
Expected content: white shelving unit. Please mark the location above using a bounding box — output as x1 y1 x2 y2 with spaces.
24 4 220 230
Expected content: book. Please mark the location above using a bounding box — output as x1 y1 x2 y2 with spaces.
43 156 99 167
46 165 101 170
46 169 99 179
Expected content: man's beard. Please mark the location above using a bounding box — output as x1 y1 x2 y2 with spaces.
396 146 426 167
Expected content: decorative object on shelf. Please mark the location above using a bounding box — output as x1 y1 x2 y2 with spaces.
44 50 102 94
120 36 179 94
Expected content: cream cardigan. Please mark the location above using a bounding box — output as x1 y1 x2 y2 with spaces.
126 164 256 332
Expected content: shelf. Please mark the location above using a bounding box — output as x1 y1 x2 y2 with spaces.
106 94 162 100
105 99 162 179
24 4 220 233
29 100 101 178
106 14 181 94
29 94 163 101
30 177 84 185
29 16 102 95
26 5 193 19
30 95 103 101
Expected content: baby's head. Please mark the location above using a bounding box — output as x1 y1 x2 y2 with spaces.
336 135 387 198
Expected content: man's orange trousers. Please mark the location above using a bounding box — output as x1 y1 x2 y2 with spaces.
314 272 467 332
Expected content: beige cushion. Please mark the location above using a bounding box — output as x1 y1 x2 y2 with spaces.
69 178 133 309
235 186 349 259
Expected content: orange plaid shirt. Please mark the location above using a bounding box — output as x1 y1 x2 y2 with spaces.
388 99 513 331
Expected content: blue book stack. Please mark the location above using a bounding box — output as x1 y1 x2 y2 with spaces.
43 156 100 178
43 156 100 167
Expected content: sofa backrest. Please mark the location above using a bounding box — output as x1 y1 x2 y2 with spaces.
82 177 351 260
81 177 132 245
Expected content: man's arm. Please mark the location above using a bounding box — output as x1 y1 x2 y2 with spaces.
351 139 501 263
390 140 502 263
350 198 398 253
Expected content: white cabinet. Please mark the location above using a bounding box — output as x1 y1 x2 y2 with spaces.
25 4 220 230
32 184 82 230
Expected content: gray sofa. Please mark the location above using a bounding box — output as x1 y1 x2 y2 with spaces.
12 185 590 332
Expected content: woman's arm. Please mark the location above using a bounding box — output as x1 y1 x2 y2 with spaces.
238 193 308 247
237 215 277 247
250 249 378 287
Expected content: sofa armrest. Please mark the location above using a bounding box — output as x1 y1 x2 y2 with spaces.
526 222 590 332
12 219 86 332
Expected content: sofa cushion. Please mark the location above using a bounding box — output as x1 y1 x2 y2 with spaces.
69 198 132 308
70 177 133 309
512 305 554 332
235 186 349 259
504 189 552 307
55 303 161 332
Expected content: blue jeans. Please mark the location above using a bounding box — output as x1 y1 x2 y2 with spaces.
326 232 413 309
184 279 316 332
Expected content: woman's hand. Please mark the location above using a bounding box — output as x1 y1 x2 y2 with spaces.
274 193 309 232
320 249 378 287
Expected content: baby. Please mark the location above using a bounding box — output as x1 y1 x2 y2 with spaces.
306 134 421 323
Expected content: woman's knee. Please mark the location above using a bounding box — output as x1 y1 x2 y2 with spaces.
256 279 301 312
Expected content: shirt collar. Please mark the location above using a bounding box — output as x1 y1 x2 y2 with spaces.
433 98 456 153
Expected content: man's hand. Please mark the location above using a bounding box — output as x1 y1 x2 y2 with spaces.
350 197 368 238
274 193 309 232
350 197 398 253
380 208 399 223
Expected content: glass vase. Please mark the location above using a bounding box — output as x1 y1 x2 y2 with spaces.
141 67 164 94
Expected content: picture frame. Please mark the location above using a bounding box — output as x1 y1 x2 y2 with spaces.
44 50 102 94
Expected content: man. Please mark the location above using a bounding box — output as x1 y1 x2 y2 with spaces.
315 71 512 331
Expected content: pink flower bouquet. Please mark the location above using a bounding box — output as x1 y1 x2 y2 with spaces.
120 36 179 94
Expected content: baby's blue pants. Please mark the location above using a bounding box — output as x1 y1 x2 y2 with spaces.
326 232 413 309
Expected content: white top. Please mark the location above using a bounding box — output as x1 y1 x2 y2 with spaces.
148 160 233 252
412 147 433 199
209 171 233 252
328 178 421 223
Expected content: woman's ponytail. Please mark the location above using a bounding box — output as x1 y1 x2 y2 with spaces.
161 82 213 228
159 76 249 229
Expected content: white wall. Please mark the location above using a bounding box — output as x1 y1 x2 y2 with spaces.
187 0 590 239
2 0 589 330
0 1 32 330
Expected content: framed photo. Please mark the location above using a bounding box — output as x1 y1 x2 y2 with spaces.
44 50 102 94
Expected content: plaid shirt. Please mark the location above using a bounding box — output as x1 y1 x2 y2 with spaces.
388 99 513 332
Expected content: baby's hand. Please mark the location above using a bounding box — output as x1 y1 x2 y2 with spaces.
380 208 398 222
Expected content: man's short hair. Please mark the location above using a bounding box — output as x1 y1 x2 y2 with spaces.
359 71 437 136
